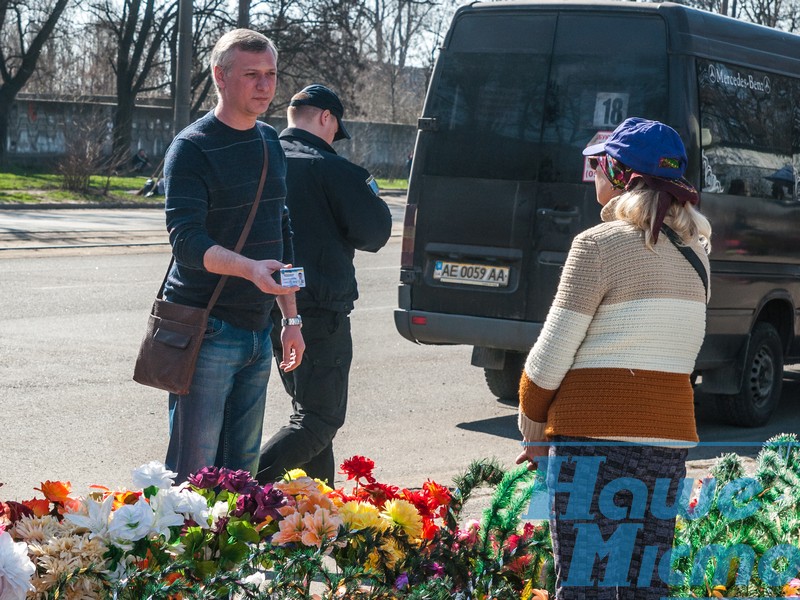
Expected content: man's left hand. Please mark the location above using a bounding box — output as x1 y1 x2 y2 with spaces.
279 325 305 371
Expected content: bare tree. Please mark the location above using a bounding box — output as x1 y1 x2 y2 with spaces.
89 0 177 163
0 0 70 165
251 0 366 114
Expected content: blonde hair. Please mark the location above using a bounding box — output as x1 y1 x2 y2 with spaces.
606 184 712 252
210 29 277 95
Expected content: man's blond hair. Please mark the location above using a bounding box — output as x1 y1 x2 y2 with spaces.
210 29 277 94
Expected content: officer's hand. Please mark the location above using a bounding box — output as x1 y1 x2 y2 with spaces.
250 260 299 295
279 325 305 372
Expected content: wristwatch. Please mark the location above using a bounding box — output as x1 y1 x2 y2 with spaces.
281 316 303 328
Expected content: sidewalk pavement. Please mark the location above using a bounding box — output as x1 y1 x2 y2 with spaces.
0 190 407 251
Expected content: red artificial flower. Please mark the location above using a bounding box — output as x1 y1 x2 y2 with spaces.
422 480 452 516
340 456 376 483
421 516 440 540
355 482 399 507
401 489 433 518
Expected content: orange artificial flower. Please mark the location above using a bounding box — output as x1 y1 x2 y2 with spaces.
111 490 143 510
21 498 51 517
35 480 73 504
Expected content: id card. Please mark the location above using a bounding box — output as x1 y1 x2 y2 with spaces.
280 267 306 287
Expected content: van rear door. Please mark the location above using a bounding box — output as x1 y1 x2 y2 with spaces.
398 7 669 351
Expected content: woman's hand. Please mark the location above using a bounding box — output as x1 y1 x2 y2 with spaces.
516 443 549 472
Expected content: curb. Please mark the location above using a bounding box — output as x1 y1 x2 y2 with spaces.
0 190 407 211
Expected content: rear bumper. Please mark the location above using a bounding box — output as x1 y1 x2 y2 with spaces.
394 309 542 352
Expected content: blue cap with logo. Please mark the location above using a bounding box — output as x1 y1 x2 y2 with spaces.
289 83 351 142
583 117 687 179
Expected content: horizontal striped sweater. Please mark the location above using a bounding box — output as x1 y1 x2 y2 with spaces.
518 218 709 444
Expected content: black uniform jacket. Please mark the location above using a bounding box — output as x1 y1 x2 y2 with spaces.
279 127 392 313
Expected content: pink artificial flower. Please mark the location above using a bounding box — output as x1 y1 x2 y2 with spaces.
271 511 305 545
300 507 343 548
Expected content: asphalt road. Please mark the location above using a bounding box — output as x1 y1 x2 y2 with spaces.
1 207 799 503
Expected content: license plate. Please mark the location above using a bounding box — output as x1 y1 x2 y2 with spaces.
433 260 510 287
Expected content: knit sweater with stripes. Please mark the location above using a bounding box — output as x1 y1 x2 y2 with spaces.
518 217 709 444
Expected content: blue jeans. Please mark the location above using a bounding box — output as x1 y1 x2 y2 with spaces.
166 316 272 482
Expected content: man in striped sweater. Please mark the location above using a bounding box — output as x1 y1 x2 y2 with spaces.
162 30 305 482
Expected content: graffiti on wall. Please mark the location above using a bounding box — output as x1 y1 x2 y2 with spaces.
7 99 175 159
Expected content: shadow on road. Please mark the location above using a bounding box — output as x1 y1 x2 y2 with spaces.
456 376 800 460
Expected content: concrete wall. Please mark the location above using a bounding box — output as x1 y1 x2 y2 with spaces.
6 96 417 178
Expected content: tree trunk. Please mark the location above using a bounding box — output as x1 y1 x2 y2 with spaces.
113 91 136 169
0 96 11 168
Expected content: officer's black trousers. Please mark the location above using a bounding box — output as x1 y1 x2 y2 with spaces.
256 309 352 485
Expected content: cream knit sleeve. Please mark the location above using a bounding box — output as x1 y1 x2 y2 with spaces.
518 233 605 437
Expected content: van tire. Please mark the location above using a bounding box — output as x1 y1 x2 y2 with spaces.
714 322 783 427
484 353 525 401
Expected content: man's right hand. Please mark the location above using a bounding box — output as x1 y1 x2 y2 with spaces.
249 259 298 295
203 246 298 295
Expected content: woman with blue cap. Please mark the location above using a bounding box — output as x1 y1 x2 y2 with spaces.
516 118 712 599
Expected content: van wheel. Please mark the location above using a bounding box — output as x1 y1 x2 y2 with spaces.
714 322 783 427
484 353 525 401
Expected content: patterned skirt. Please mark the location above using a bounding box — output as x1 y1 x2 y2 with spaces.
546 436 688 600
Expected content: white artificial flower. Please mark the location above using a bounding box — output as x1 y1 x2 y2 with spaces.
242 571 267 592
210 500 230 523
132 461 178 490
0 531 36 600
108 497 154 547
148 490 185 541
172 488 210 528
64 495 113 541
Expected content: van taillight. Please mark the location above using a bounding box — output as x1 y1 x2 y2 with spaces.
400 203 418 269
411 315 427 326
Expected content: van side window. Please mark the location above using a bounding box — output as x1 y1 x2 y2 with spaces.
699 60 797 201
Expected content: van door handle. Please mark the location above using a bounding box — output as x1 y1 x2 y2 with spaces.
537 207 580 226
537 207 580 219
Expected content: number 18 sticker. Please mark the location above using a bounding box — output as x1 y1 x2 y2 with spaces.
593 92 629 128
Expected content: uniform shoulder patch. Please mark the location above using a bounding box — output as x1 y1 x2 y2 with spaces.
366 175 380 196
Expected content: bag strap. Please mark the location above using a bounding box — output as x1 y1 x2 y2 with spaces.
157 130 270 313
661 224 709 299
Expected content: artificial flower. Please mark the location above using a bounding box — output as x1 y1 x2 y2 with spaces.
381 499 423 540
340 456 376 483
356 482 399 507
271 511 305 545
301 506 343 548
234 484 287 523
218 469 258 494
108 497 154 546
283 468 308 481
338 501 387 533
132 461 178 490
275 476 322 498
0 530 36 600
20 499 49 518
784 578 800 597
34 480 72 504
188 466 222 490
64 495 114 541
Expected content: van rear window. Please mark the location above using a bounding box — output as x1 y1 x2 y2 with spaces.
424 12 668 182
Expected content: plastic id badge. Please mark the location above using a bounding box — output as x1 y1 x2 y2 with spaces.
280 267 306 287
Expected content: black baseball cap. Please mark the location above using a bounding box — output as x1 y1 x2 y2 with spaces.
289 84 351 141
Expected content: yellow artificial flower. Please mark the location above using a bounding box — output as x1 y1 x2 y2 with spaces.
339 501 388 532
283 468 307 481
381 498 423 540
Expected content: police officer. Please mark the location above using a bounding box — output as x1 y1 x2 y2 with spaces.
256 84 393 485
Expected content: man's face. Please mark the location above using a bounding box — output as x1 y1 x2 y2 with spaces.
215 48 277 121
